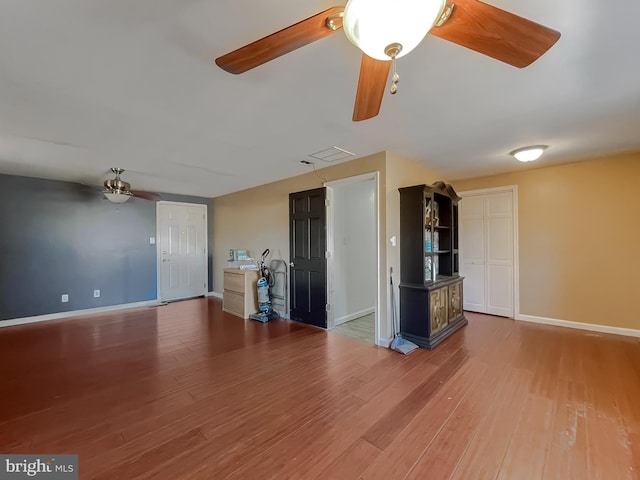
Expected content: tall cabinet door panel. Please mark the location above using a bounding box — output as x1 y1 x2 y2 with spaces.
429 287 448 334
448 281 463 322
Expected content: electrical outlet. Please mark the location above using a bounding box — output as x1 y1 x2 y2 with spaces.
61 294 69 303
93 289 100 298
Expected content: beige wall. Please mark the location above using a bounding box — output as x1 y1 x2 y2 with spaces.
452 151 640 330
213 152 387 333
380 153 443 339
385 151 442 300
212 151 442 342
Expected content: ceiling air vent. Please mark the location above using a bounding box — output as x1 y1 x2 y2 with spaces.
308 146 355 163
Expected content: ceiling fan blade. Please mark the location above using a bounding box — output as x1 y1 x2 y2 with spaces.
132 191 161 201
215 6 345 74
353 54 391 122
429 0 561 68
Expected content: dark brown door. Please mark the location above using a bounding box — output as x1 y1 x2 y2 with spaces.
289 187 327 328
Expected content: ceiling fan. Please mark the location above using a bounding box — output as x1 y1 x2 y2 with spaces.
102 168 160 203
215 0 561 121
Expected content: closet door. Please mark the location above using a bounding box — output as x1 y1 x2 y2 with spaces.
461 196 486 313
486 193 514 317
460 191 514 318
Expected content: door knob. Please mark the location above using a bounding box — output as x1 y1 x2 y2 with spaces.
289 262 295 267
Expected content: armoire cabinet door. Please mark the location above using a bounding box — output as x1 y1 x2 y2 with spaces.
448 281 462 322
429 287 448 334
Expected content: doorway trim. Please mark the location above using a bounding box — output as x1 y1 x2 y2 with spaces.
325 172 381 345
458 185 520 319
156 201 208 303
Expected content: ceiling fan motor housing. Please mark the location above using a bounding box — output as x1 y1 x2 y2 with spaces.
103 168 132 194
104 178 131 192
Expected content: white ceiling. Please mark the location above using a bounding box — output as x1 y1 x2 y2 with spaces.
1 0 639 197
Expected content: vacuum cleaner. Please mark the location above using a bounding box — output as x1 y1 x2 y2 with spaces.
249 249 278 323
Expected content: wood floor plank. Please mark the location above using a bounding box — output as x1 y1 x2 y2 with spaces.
404 360 516 480
360 359 487 480
362 346 469 450
313 438 381 480
630 421 640 477
350 352 428 402
496 394 555 480
449 367 532 480
88 428 207 480
582 334 637 479
542 380 589 479
1 299 639 479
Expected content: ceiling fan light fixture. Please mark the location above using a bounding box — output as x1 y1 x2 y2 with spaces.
343 0 447 61
510 145 548 162
103 190 133 204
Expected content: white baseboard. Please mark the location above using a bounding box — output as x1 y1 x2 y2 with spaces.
517 314 640 338
377 337 392 348
334 307 375 326
206 291 223 299
0 300 160 329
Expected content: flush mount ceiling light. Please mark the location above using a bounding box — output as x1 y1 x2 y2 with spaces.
510 145 548 162
343 0 447 61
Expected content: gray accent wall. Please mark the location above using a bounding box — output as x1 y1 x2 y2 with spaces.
0 174 213 321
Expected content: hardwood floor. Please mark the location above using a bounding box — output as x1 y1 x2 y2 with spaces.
0 298 638 479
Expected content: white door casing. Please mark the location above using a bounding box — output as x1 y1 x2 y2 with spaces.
157 202 207 302
460 187 517 318
324 172 381 345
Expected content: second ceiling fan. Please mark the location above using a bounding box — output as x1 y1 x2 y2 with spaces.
215 0 561 122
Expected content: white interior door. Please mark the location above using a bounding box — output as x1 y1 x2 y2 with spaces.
486 193 514 317
461 196 486 312
460 191 515 318
158 202 207 302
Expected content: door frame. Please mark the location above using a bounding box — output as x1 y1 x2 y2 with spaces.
156 201 208 302
325 172 381 344
458 185 520 319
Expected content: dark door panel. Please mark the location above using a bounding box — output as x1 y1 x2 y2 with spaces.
289 188 327 328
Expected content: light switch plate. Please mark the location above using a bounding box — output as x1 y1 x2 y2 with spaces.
149 236 156 244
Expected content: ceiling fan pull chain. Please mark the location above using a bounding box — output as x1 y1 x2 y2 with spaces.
384 42 402 95
390 57 399 95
